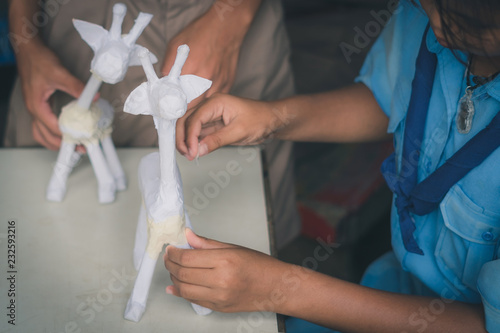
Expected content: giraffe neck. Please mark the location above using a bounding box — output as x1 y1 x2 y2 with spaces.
77 74 102 109
156 117 183 213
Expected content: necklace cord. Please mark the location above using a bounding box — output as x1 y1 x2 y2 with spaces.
466 55 500 90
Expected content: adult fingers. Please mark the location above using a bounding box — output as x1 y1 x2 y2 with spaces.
53 67 85 100
32 120 61 150
33 101 62 137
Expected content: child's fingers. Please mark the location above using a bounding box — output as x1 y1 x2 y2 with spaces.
165 245 215 268
185 228 236 250
166 285 217 311
176 109 191 156
165 257 212 286
195 124 243 157
167 275 216 302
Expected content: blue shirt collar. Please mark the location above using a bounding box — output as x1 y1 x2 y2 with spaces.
426 27 443 55
425 26 466 61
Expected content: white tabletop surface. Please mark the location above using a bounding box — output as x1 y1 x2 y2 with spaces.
0 147 279 333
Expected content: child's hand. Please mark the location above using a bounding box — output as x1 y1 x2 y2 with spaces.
175 93 284 160
163 229 289 313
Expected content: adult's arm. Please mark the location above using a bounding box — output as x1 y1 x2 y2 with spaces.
8 0 84 150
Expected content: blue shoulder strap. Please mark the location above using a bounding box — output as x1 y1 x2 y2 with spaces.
381 25 436 255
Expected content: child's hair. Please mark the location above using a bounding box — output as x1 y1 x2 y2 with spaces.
410 0 500 57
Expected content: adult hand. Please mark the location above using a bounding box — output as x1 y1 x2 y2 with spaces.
175 93 287 160
162 0 262 107
162 10 240 107
164 229 290 313
16 42 85 150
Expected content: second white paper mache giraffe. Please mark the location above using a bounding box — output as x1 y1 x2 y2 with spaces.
123 45 212 322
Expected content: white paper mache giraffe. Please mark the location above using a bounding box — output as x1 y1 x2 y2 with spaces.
122 45 212 322
46 3 158 203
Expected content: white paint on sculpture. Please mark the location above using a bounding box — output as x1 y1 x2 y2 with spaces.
123 45 212 322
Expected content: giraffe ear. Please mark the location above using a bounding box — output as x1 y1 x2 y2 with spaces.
73 19 108 52
129 45 158 67
124 82 152 115
179 75 212 103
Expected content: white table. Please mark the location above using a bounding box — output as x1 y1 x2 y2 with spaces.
0 147 281 333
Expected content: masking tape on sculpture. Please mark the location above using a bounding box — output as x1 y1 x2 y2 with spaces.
59 101 113 145
146 214 187 258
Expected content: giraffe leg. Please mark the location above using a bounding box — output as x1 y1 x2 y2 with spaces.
124 251 158 322
184 212 193 229
133 204 148 270
86 143 117 203
101 135 127 191
46 141 77 202
190 298 212 316
68 150 83 168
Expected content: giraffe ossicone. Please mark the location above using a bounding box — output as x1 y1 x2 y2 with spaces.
123 45 212 322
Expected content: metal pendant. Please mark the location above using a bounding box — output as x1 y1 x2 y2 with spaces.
456 87 475 134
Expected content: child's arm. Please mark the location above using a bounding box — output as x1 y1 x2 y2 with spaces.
164 230 486 332
272 83 391 143
282 268 485 332
176 83 390 160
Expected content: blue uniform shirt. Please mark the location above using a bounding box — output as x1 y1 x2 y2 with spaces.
356 1 500 331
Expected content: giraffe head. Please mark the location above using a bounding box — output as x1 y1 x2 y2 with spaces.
73 3 157 84
124 45 212 122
